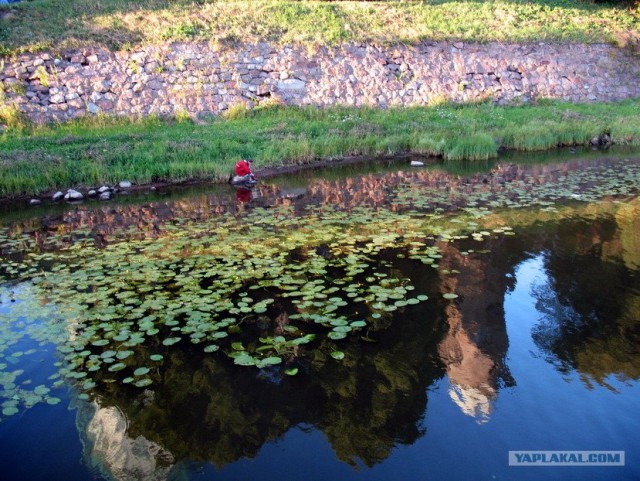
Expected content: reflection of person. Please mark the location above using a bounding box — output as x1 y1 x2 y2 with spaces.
234 159 256 182
236 187 252 203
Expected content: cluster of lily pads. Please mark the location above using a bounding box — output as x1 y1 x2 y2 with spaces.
391 157 640 212
0 156 639 420
0 200 496 417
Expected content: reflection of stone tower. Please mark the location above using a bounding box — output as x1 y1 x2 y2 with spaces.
75 397 175 481
436 240 515 423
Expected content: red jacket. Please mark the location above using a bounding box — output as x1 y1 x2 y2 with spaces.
235 160 252 176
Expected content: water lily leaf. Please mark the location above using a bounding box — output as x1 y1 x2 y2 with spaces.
133 367 150 376
333 326 352 333
162 337 182 346
329 319 348 327
134 378 153 388
150 354 163 361
330 351 345 360
328 331 347 340
233 353 256 366
108 363 127 372
34 385 50 396
284 368 299 376
257 356 282 368
2 406 19 416
443 293 459 299
82 380 96 390
204 345 219 353
291 334 315 345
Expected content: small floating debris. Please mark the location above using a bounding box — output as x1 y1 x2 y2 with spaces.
410 160 425 167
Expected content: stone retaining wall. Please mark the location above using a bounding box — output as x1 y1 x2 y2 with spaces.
1 41 639 124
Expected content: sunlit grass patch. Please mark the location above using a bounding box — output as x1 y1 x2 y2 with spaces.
0 0 637 56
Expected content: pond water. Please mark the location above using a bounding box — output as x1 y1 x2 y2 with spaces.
0 148 639 481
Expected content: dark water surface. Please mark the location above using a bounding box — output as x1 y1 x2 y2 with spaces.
0 149 639 481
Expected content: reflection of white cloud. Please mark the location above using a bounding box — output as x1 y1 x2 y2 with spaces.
448 383 495 424
77 399 175 481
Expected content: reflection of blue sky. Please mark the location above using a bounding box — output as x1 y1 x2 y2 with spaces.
0 284 60 387
0 285 96 481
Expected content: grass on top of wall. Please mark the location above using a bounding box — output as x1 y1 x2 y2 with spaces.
0 0 638 57
0 98 639 197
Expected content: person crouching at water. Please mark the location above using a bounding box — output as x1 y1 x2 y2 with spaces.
234 159 256 182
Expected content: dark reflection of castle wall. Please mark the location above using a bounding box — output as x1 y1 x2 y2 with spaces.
91 288 448 470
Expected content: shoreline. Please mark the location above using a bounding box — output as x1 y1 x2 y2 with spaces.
0 152 423 206
4 145 640 208
1 99 640 202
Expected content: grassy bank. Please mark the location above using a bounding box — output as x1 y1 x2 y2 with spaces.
0 99 639 198
0 0 638 56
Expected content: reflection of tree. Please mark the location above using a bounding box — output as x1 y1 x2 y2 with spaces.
87 297 446 472
530 202 640 388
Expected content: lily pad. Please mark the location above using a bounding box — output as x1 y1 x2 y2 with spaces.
2 406 19 416
108 363 127 372
134 378 153 388
328 331 347 341
256 356 282 368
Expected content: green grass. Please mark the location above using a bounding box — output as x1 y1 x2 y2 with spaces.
0 0 638 56
1 99 639 197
